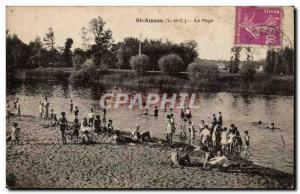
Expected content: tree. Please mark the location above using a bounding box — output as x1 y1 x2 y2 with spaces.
27 36 46 67
80 27 91 50
130 54 150 75
158 54 183 76
43 27 55 51
62 38 74 66
89 17 113 67
6 32 30 69
265 47 294 75
230 46 241 73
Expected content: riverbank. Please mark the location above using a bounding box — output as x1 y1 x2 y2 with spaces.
6 115 294 189
10 68 294 95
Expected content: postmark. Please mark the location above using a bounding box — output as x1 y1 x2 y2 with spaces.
235 6 282 46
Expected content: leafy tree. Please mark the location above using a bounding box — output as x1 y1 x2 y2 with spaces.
130 54 150 76
158 54 183 76
6 32 30 69
89 17 113 67
62 38 74 66
230 46 241 74
43 27 55 51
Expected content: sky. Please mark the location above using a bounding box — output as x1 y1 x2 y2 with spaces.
6 6 294 60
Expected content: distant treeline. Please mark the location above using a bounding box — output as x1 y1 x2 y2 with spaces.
6 16 294 78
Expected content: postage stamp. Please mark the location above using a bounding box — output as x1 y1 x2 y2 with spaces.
235 6 282 46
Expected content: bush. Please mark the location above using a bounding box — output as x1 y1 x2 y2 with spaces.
70 59 98 82
187 62 218 81
158 54 183 76
130 54 150 76
72 54 85 70
239 62 256 81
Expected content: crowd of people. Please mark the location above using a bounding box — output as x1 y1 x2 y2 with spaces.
7 96 257 170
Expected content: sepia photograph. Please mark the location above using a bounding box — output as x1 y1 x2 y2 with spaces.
5 6 295 189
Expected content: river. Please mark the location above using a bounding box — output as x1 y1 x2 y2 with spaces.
6 80 294 174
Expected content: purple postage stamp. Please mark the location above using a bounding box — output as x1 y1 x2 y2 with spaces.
235 6 282 46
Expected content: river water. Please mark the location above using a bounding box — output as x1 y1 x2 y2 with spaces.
6 81 294 174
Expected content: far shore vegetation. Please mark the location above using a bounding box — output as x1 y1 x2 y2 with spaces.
7 16 294 95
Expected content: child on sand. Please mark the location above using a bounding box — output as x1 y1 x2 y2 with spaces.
199 125 210 147
94 115 102 133
39 100 43 118
74 106 79 119
163 147 180 167
107 119 115 134
220 127 228 151
180 118 188 138
8 123 20 145
218 112 223 126
166 114 172 144
13 98 19 109
58 112 68 144
188 120 196 145
70 100 73 113
88 108 95 126
154 106 159 117
71 118 80 143
16 100 21 116
244 131 250 158
227 130 235 153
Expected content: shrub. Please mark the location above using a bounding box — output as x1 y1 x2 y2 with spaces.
239 62 256 81
187 62 218 81
130 54 150 76
72 54 85 70
70 59 98 82
158 54 183 76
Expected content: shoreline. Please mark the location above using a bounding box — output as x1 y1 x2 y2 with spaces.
9 68 294 96
6 115 294 189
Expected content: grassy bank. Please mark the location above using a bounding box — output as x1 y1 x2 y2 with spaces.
10 68 294 95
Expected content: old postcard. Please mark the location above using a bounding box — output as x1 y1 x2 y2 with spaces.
6 6 295 189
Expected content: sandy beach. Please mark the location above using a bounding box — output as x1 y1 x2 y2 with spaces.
6 115 294 189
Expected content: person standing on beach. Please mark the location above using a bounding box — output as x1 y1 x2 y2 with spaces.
13 98 19 109
220 127 228 151
94 115 102 133
166 114 172 144
39 100 43 118
199 125 210 147
154 106 159 117
58 112 68 144
107 119 115 134
70 100 73 113
74 106 79 120
180 109 185 120
71 118 80 143
244 131 250 158
88 108 95 126
43 97 50 119
16 100 21 116
180 118 188 138
212 114 217 128
188 120 196 145
218 112 223 126
185 107 192 120
10 123 20 145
